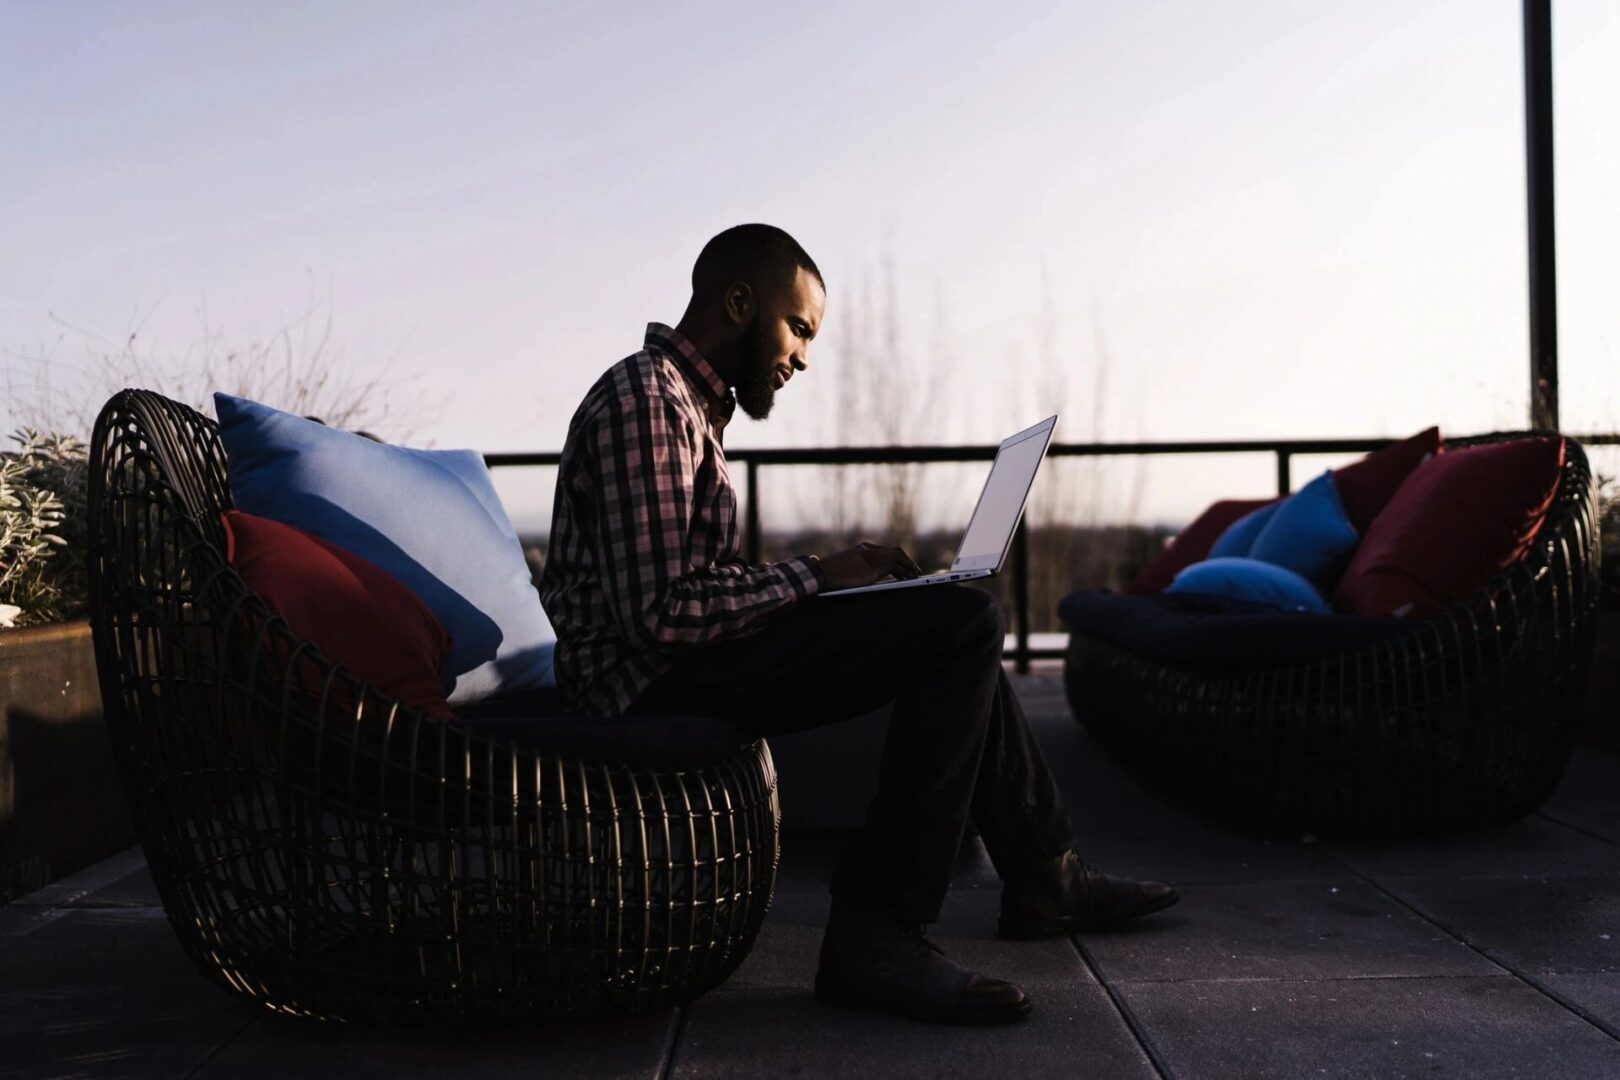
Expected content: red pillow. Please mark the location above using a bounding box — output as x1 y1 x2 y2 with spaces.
1333 437 1565 618
1128 498 1279 595
1331 426 1442 533
221 510 454 720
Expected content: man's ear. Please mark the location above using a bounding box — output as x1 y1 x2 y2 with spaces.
724 282 755 326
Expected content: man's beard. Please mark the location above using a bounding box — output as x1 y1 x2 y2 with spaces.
733 315 777 421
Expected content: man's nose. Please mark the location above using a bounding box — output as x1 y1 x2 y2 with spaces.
792 349 809 371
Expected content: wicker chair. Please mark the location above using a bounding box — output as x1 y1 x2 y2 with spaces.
1065 432 1601 838
86 389 780 1024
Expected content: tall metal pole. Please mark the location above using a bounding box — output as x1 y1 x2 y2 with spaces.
1524 0 1558 430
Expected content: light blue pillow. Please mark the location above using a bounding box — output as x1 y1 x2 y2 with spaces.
1208 501 1282 559
1248 471 1360 593
214 393 556 703
1166 557 1330 614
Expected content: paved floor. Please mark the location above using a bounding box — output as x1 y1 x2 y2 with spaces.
3 670 1619 1079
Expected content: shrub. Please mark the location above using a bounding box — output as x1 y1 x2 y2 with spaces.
0 429 89 627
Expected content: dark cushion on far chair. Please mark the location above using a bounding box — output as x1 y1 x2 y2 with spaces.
1058 589 1413 667
1127 498 1280 595
1330 426 1441 533
453 688 752 770
1334 436 1566 619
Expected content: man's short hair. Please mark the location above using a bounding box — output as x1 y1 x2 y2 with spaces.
692 224 824 302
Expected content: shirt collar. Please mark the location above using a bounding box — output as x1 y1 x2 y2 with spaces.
644 323 735 427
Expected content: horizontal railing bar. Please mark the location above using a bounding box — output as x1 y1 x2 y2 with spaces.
486 432 1620 469
487 429 1619 674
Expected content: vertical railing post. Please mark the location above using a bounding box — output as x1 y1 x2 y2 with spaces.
1524 0 1559 430
745 458 762 566
1275 450 1293 497
1013 522 1031 674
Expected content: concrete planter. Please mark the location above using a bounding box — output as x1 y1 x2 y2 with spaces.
0 619 134 904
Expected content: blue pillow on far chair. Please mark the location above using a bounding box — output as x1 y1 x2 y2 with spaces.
214 393 557 704
1247 471 1360 593
1207 500 1282 559
1166 557 1331 614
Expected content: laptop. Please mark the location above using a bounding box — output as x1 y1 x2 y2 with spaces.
822 415 1058 597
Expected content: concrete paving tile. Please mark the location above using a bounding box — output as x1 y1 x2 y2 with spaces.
673 984 1155 1080
1115 975 1620 1080
772 829 851 894
0 906 256 1079
1075 820 1345 886
6 845 149 909
74 863 160 908
1540 973 1620 1032
676 890 1156 1080
1024 697 1177 826
722 889 1033 994
774 830 1001 896
1325 816 1620 881
1081 880 1500 984
1539 749 1620 845
198 1010 679 1079
1386 875 1620 975
718 892 830 993
0 903 74 948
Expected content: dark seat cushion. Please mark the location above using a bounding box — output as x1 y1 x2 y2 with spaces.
452 688 751 770
1058 589 1415 667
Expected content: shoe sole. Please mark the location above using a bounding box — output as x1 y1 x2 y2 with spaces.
813 977 1032 1026
997 891 1181 941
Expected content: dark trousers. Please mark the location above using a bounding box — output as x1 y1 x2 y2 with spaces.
630 584 1077 923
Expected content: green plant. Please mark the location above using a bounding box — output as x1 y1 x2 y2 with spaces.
0 429 89 626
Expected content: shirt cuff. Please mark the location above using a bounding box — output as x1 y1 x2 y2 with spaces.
780 554 825 598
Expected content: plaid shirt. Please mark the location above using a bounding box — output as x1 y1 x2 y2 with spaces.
539 323 825 715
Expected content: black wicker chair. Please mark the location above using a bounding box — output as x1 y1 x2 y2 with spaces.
86 389 780 1024
1065 432 1601 838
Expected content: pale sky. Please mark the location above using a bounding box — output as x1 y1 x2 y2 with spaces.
3 1 1616 531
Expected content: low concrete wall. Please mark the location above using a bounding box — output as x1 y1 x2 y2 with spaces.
1582 611 1620 754
0 620 134 904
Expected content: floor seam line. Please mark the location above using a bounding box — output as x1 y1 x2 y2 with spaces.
1534 810 1620 850
1319 848 1620 1044
1068 932 1173 1080
179 1013 259 1079
657 1003 688 1080
1108 972 1521 986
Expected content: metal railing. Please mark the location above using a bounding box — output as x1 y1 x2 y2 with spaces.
487 432 1620 672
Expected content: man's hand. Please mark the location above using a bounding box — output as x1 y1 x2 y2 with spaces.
816 542 924 591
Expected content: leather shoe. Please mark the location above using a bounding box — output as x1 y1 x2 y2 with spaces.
999 850 1178 939
815 903 1031 1025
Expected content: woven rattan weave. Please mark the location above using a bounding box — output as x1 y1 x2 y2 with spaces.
86 390 779 1024
1066 433 1601 838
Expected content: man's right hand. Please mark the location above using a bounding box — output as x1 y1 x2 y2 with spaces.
816 542 924 591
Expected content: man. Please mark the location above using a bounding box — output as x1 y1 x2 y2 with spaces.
539 224 1176 1025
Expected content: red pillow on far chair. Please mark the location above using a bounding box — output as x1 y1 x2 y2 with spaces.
1128 498 1279 595
1333 437 1565 618
221 510 454 720
1331 426 1441 533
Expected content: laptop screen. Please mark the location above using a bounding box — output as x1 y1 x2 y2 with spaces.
953 419 1054 571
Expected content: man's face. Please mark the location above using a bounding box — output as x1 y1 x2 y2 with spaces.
733 266 825 421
